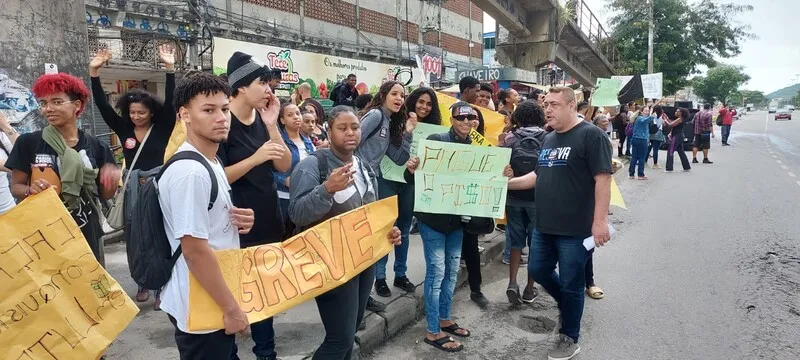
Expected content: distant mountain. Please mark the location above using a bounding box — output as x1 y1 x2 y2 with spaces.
766 84 800 100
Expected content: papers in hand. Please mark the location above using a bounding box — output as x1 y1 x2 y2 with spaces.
583 224 616 251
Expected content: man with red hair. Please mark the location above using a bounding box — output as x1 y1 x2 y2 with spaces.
6 73 121 263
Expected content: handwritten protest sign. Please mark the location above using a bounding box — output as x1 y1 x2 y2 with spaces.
380 123 450 183
591 78 623 107
435 91 504 146
188 197 398 331
413 139 511 218
0 189 139 360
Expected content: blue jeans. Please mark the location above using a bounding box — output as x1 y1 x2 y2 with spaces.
721 125 731 144
230 317 275 359
419 222 463 334
528 228 589 342
625 135 633 155
628 138 649 177
647 140 662 165
503 205 535 262
376 178 413 280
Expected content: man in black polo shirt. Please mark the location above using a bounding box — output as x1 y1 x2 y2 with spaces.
510 86 612 360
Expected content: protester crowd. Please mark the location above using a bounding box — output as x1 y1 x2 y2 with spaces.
7 47 754 360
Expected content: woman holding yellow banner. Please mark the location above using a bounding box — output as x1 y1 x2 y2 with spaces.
289 106 401 360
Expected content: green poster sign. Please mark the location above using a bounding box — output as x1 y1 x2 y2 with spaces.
413 139 511 218
591 78 623 107
380 123 450 183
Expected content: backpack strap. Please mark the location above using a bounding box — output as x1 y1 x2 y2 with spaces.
311 152 329 183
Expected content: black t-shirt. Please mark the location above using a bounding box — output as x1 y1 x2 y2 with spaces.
670 118 685 136
91 74 176 171
5 130 116 260
535 121 613 236
217 112 284 246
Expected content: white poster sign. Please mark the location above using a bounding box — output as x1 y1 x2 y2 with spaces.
640 73 663 99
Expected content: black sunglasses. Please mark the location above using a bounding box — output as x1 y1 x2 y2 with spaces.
454 115 477 121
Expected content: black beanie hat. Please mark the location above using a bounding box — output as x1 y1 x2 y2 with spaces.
227 51 271 91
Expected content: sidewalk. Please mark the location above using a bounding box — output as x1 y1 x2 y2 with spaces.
103 229 507 360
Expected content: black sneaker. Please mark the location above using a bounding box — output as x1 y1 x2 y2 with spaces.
506 283 522 305
692 158 698 163
703 158 713 164
366 296 386 312
393 276 416 292
522 287 539 303
471 292 489 308
374 279 392 297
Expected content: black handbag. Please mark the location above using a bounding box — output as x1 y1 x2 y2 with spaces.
463 216 495 235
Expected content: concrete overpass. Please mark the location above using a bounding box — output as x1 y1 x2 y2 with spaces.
473 0 616 87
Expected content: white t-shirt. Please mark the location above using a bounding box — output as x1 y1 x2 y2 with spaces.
157 142 238 334
332 156 373 204
0 132 15 215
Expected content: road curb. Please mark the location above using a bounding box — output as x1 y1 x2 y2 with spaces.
354 231 506 357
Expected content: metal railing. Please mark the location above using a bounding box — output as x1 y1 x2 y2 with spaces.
568 0 618 67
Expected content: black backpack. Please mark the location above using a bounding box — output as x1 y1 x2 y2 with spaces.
648 119 659 135
127 151 219 289
329 81 344 102
508 129 545 201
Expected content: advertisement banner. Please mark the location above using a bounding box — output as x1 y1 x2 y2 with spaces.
188 197 398 331
213 37 401 96
0 189 139 360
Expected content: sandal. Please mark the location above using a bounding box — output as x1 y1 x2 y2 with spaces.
441 323 471 338
424 336 463 353
587 286 604 299
136 287 150 302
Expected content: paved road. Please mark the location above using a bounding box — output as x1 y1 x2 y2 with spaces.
367 110 800 359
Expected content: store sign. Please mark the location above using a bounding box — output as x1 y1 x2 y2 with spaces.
214 38 400 97
456 68 501 82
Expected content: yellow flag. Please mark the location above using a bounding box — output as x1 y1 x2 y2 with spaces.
0 189 139 360
187 196 398 331
435 92 505 146
164 119 186 162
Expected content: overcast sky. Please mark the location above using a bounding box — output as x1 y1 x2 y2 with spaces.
484 0 799 94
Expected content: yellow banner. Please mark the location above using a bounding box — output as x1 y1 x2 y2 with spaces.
610 178 627 209
435 91 504 146
0 189 139 360
188 196 398 331
164 119 186 162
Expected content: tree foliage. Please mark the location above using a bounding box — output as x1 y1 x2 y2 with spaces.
692 65 750 105
607 0 754 95
738 90 767 107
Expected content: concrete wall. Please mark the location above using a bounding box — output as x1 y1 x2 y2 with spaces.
0 0 93 134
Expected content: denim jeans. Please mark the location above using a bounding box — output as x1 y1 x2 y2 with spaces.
628 138 649 177
503 205 535 262
376 178 413 280
721 125 731 144
528 228 589 342
419 222 463 334
230 317 275 359
312 265 375 360
625 134 633 155
647 140 662 165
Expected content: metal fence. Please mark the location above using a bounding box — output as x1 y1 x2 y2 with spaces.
569 0 618 67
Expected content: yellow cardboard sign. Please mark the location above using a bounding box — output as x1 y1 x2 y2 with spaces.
435 91 504 146
0 189 139 360
187 196 398 331
610 178 627 209
164 119 186 162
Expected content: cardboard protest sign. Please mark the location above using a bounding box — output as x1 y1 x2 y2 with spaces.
380 123 450 183
435 92 504 146
187 196 398 331
413 139 511 218
0 189 139 360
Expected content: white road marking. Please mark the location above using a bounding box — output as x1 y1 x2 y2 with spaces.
789 173 796 178
781 165 788 170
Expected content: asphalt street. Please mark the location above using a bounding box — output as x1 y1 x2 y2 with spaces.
367 110 800 360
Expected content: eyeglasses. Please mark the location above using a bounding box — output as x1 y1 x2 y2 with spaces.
454 115 477 121
38 100 76 109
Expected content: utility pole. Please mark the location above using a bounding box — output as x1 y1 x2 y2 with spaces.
647 0 654 74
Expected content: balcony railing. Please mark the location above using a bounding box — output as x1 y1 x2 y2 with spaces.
567 0 618 68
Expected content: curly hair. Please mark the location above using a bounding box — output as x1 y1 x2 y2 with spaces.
497 89 510 107
32 73 90 116
406 87 441 125
512 100 546 128
363 81 407 145
115 88 165 122
173 73 231 110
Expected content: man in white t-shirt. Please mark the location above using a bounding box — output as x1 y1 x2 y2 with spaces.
158 73 255 359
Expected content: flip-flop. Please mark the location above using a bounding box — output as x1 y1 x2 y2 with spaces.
587 286 604 299
424 336 464 352
441 323 471 338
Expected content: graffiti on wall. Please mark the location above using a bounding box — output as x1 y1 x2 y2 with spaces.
0 70 42 132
